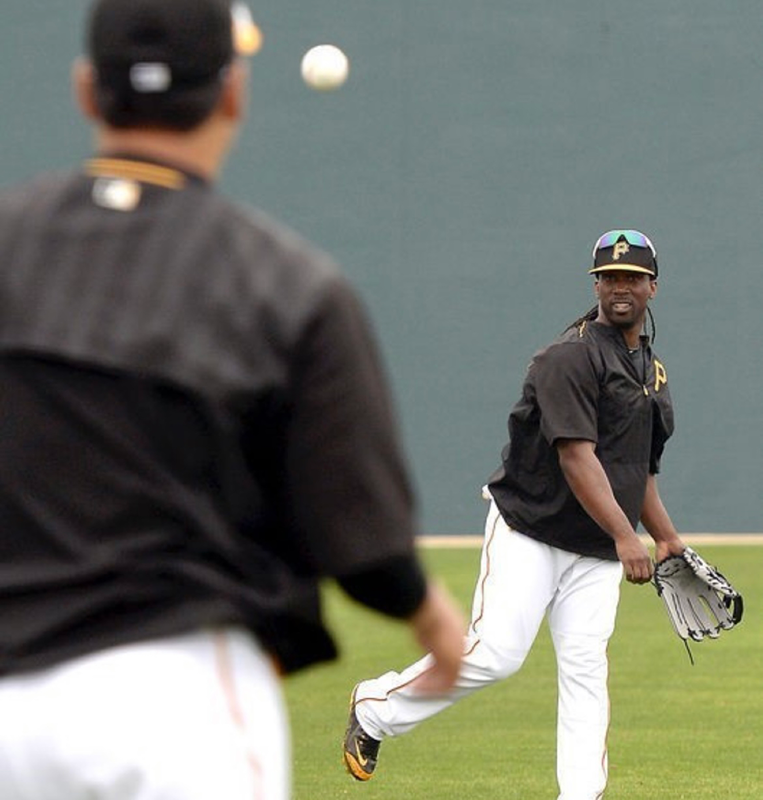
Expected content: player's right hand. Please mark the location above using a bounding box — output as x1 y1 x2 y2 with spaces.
408 581 465 693
616 533 654 584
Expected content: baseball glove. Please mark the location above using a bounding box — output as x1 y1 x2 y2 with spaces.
653 547 743 643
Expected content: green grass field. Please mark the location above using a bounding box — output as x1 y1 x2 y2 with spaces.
285 545 761 799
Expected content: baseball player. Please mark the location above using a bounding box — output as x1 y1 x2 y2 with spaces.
344 230 687 800
0 1 464 799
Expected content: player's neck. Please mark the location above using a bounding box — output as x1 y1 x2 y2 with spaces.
595 313 643 350
94 121 237 182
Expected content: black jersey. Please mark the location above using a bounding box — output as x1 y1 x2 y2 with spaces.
488 320 674 560
0 157 425 675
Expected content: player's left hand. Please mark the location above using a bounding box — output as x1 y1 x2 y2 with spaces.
653 547 743 642
653 536 685 565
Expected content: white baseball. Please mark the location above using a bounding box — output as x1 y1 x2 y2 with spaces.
300 44 349 91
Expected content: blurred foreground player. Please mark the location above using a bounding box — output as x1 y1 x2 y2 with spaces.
0 1 464 798
344 230 687 800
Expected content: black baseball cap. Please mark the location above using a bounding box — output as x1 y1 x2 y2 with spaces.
86 0 261 128
589 229 658 278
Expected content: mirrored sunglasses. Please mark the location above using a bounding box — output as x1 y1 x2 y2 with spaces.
592 229 657 258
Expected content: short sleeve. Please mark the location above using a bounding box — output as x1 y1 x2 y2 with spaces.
284 276 420 576
533 341 600 446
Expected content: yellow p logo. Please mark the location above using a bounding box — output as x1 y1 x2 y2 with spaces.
654 359 667 392
612 241 630 260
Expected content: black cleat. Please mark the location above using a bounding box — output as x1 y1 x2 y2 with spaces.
343 690 381 781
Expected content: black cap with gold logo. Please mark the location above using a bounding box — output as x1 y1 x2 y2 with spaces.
589 229 658 277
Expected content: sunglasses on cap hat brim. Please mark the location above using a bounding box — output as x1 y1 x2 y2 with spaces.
588 229 658 276
591 229 656 258
231 2 262 56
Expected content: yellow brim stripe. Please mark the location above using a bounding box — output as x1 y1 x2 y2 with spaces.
588 264 655 275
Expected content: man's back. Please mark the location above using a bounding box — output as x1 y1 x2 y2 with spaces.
0 159 350 674
0 156 430 676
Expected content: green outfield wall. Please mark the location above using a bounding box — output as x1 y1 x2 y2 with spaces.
3 1 763 534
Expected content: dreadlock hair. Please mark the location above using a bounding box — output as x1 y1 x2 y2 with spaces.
563 305 598 338
563 305 657 343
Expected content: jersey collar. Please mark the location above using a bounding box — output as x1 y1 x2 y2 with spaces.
84 154 210 190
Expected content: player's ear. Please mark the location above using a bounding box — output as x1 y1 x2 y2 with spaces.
218 59 249 123
649 279 658 299
72 58 100 122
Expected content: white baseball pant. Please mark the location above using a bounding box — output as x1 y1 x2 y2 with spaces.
0 627 289 800
355 498 623 800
